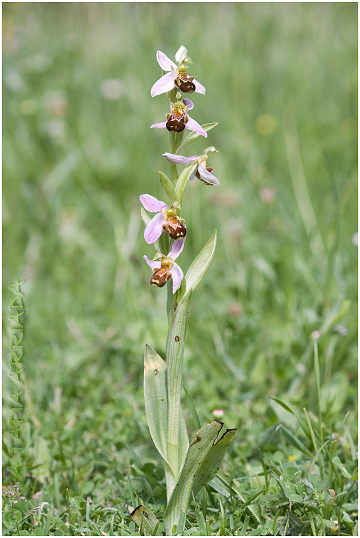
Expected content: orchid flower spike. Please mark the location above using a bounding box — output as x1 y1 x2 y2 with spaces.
151 98 207 138
151 46 206 97
162 148 220 186
144 239 185 293
140 194 186 243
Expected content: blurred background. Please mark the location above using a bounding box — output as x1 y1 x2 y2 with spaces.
3 2 357 533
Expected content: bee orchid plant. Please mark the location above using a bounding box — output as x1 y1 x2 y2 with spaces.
127 46 236 536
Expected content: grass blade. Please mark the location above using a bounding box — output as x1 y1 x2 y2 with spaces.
183 383 201 430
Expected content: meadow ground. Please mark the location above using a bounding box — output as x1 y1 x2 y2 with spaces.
3 3 358 536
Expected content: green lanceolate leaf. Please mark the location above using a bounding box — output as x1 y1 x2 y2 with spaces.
163 420 223 535
144 346 169 465
175 160 198 205
185 230 217 296
177 122 219 152
159 171 176 204
127 505 161 536
192 427 237 496
178 408 189 478
166 292 191 485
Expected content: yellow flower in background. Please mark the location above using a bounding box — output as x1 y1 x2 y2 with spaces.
255 114 277 136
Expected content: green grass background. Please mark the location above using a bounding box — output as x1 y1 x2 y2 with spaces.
3 2 357 535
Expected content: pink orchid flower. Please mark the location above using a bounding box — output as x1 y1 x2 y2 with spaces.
144 238 185 293
140 194 186 243
151 46 206 97
162 150 220 186
151 98 207 138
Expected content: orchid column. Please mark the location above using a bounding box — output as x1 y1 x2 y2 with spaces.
128 46 236 536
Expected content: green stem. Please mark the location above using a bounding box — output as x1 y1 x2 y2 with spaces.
164 462 176 503
167 116 179 326
164 87 192 498
166 291 191 490
170 133 178 185
166 286 175 325
165 95 181 497
167 88 184 187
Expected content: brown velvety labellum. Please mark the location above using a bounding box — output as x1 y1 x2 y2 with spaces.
175 76 195 93
166 116 186 133
163 217 187 240
150 268 171 288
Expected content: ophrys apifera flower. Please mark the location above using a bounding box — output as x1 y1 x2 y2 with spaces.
140 194 186 243
162 147 220 185
151 46 206 97
144 238 185 293
151 98 207 137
